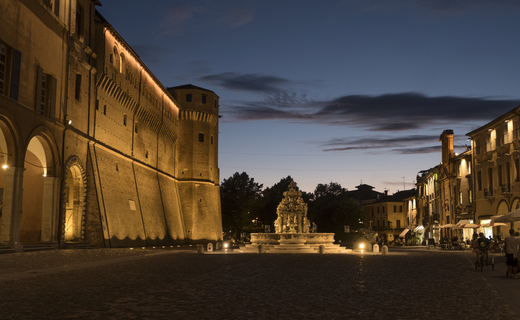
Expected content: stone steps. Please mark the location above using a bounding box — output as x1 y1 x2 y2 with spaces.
0 246 14 255
66 242 98 249
235 243 352 254
23 245 55 253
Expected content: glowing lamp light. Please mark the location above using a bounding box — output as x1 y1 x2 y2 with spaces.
68 120 72 125
224 243 229 248
2 165 7 169
359 243 365 249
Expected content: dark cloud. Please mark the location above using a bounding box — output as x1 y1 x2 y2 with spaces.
371 122 421 131
199 72 293 94
391 146 442 154
317 93 518 124
225 104 311 121
215 79 520 131
207 72 520 155
321 135 439 152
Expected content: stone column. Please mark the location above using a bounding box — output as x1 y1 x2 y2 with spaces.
40 176 60 243
0 167 24 252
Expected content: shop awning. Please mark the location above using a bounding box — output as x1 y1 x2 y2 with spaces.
495 209 520 223
399 229 410 237
455 219 472 227
481 222 508 227
440 224 455 228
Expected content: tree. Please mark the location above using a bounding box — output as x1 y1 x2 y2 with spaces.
220 172 263 237
308 182 367 238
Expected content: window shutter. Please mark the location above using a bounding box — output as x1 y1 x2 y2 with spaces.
49 75 57 119
35 65 43 113
10 49 21 102
54 0 60 17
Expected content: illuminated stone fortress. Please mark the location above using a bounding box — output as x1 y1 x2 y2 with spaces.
0 0 222 251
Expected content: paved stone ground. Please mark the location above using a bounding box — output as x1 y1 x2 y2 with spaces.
0 247 518 319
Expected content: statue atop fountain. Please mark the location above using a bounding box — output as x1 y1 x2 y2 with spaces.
274 180 310 233
235 180 349 254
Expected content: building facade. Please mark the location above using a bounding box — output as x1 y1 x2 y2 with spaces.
0 0 222 251
467 106 520 238
364 189 416 244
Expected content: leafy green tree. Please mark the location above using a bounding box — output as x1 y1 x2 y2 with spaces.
220 172 263 236
308 182 367 237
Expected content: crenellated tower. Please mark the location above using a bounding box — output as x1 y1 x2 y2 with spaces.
167 84 221 242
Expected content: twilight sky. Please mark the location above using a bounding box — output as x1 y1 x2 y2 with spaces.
98 0 520 193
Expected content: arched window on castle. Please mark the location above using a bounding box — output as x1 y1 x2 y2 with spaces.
119 53 125 73
113 46 118 66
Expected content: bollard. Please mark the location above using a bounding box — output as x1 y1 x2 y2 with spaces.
258 244 263 254
207 243 213 252
197 244 204 254
319 245 325 254
382 245 388 255
373 244 379 253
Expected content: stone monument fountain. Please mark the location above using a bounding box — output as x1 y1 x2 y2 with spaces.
237 181 349 254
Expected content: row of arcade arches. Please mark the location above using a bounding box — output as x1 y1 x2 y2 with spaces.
0 118 87 247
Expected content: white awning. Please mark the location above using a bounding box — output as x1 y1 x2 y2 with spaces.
399 229 410 237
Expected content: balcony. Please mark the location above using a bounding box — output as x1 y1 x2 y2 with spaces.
502 184 511 194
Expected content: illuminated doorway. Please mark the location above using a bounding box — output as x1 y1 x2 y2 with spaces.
62 156 86 242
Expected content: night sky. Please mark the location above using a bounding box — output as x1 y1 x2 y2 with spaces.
98 0 520 193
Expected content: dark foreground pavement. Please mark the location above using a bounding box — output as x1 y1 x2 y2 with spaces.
0 247 519 319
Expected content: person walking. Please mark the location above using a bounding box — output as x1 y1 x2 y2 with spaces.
505 229 518 278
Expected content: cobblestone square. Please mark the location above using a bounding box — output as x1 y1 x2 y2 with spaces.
0 248 518 319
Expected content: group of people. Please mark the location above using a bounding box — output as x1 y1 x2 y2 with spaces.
471 229 520 278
